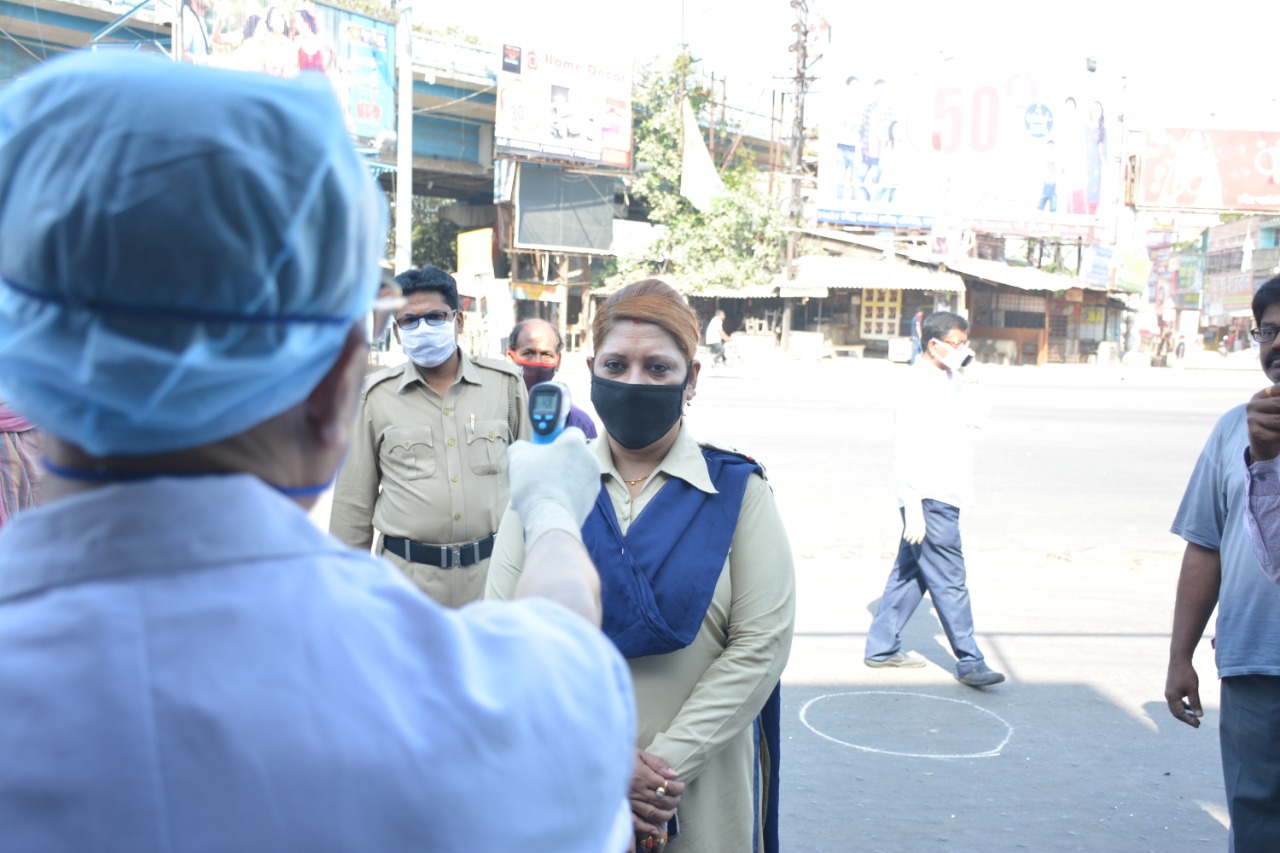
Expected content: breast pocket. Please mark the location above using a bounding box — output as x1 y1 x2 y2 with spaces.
467 420 511 476
382 426 436 480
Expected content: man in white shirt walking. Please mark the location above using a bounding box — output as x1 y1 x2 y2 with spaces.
705 309 729 366
864 311 1005 687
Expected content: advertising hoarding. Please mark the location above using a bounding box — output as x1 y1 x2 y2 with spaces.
1112 251 1153 295
818 58 1116 238
1079 245 1114 288
495 43 632 169
514 164 614 254
1136 128 1280 211
178 1 395 148
1174 254 1204 310
1203 271 1254 320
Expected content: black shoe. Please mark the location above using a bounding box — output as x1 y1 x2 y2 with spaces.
864 651 926 668
957 663 1005 687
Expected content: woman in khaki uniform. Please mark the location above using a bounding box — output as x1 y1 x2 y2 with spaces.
487 279 795 852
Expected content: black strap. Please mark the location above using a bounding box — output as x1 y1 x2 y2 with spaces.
383 534 495 568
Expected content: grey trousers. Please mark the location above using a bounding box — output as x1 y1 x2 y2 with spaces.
865 499 985 677
1220 675 1280 853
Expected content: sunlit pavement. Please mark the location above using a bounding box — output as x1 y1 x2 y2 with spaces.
312 348 1259 852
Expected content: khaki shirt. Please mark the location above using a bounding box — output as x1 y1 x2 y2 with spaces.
330 350 529 607
486 424 795 852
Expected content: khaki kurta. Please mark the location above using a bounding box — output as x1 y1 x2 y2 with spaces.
486 424 796 852
331 350 529 607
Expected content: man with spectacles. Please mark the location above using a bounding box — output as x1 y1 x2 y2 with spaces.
864 311 1006 688
1167 275 1280 852
331 264 530 607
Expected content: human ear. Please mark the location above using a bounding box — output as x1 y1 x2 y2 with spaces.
306 324 367 449
686 360 701 403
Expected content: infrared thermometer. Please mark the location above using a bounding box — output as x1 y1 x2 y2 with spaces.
528 381 572 445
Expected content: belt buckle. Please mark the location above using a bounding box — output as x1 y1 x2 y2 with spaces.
450 544 463 568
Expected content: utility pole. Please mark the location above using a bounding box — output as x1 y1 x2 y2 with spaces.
394 0 414 274
781 0 814 351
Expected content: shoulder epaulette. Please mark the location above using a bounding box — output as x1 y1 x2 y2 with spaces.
360 363 405 397
699 440 767 479
472 355 523 378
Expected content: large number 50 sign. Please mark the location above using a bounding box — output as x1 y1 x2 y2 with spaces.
931 86 1004 154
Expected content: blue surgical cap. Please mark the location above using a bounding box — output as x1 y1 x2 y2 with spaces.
0 51 387 456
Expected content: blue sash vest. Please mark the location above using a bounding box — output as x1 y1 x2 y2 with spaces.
585 447 759 659
584 446 781 853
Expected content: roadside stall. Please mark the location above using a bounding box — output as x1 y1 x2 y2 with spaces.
685 285 783 362
777 253 965 358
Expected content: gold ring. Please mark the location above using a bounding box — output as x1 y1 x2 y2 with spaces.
655 786 667 797
1269 386 1275 398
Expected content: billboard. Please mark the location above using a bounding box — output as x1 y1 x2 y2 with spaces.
1203 271 1255 320
818 59 1116 238
514 164 614 254
1173 254 1204 310
495 43 632 169
1136 128 1280 211
177 1 395 148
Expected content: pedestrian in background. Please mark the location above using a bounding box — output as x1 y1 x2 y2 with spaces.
330 265 529 607
0 51 634 852
705 308 730 366
507 316 597 437
909 308 924 365
1168 275 1280 853
865 311 1005 687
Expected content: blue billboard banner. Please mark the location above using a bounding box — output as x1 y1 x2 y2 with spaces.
818 58 1118 238
1079 245 1114 288
178 1 394 148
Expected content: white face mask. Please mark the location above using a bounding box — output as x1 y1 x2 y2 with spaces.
934 339 973 371
400 321 458 368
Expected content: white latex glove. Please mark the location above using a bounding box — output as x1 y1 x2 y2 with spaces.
507 427 602 547
901 500 927 545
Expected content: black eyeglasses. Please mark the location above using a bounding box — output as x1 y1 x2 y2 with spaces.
1250 326 1280 344
396 310 455 331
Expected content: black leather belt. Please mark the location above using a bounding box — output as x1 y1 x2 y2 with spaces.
383 534 495 569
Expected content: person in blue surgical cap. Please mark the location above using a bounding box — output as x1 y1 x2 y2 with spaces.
0 50 634 853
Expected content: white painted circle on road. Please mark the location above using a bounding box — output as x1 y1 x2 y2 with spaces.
799 690 1013 759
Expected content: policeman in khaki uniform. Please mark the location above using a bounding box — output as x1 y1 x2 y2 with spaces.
330 265 529 607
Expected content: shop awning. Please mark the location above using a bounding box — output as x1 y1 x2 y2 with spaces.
685 285 778 299
774 254 964 296
907 253 1110 294
803 227 1131 296
594 277 778 299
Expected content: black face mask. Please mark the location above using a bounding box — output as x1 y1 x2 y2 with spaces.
590 373 689 450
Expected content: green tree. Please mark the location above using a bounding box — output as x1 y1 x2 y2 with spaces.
410 195 460 271
612 53 783 292
381 194 460 272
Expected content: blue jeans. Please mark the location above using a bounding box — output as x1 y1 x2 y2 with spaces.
1220 675 1280 853
865 499 985 676
1037 183 1057 212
